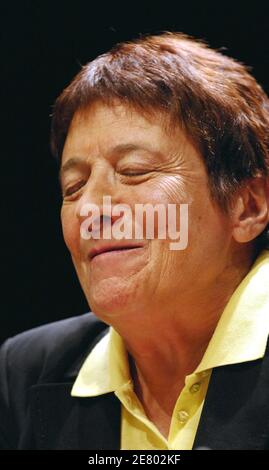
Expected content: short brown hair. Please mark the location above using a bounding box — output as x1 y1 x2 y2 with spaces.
51 32 269 249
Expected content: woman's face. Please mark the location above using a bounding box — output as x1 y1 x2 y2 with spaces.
60 101 232 323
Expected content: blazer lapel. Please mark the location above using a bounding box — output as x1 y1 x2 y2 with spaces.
28 383 121 449
193 356 269 450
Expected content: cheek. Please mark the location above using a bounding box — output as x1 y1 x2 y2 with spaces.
190 202 230 254
61 207 81 257
143 176 188 203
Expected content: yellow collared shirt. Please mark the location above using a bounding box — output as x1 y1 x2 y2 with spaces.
72 250 269 450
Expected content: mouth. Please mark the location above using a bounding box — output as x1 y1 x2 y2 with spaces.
88 244 145 261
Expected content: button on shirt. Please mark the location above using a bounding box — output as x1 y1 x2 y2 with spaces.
71 250 269 449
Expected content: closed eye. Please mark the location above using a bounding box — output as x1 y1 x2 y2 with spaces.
63 180 86 197
121 171 148 176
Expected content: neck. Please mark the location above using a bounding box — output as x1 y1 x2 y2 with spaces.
112 248 254 418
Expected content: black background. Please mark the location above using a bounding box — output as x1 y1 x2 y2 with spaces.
1 0 269 343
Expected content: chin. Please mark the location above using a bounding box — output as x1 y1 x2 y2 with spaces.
85 277 135 321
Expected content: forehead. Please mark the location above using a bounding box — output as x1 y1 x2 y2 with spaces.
61 101 196 164
68 101 170 136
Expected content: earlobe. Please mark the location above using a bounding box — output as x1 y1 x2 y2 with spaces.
231 178 269 244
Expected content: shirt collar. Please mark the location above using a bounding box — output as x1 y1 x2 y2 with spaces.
71 249 269 397
71 325 130 396
195 249 269 373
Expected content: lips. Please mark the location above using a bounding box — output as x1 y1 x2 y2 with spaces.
88 243 145 260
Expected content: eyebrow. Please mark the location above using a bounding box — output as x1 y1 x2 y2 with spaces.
59 142 163 184
59 157 85 183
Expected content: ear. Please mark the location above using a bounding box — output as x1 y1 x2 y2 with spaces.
231 177 269 243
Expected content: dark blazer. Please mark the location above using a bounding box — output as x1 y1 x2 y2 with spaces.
1 312 269 450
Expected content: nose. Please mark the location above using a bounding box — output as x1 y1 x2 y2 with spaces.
74 164 123 237
75 163 114 222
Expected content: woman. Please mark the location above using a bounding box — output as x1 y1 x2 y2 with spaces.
1 32 269 450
